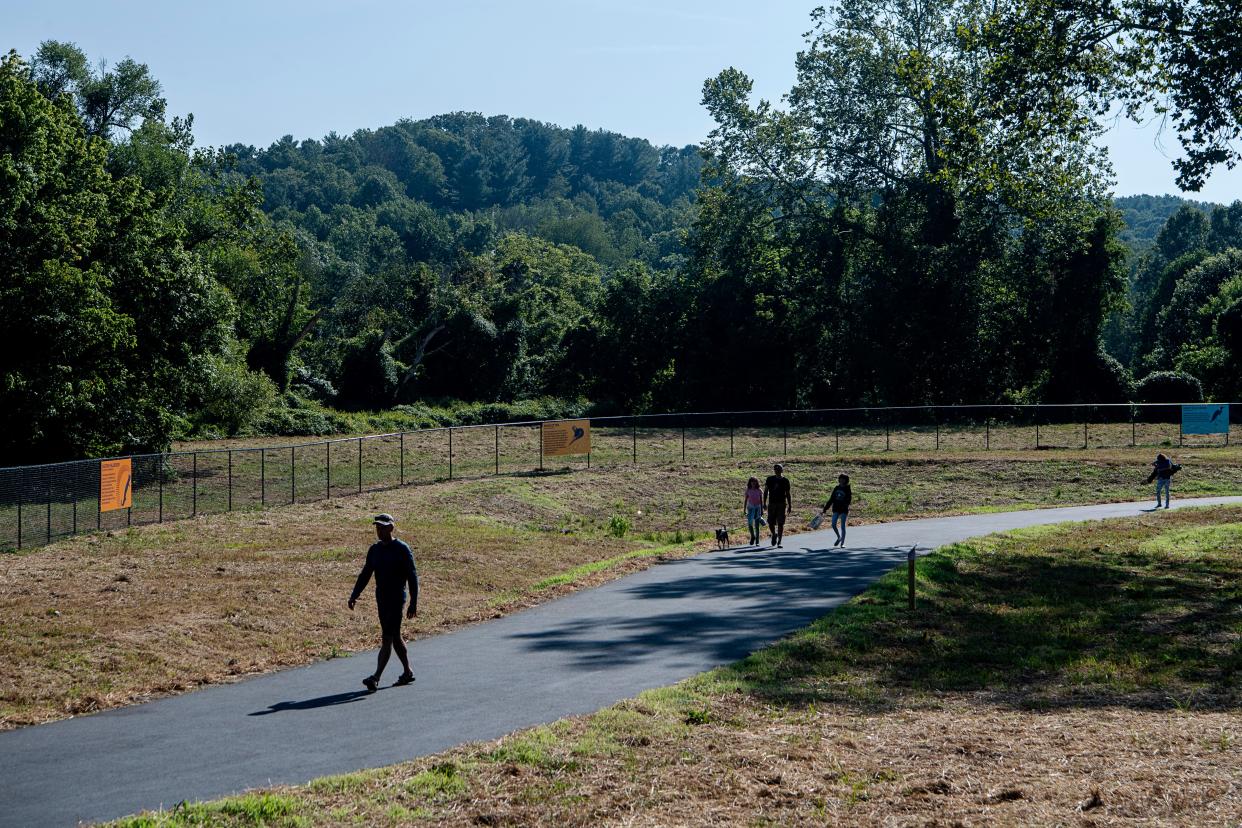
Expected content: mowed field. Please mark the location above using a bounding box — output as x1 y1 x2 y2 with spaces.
1 440 1240 732
108 506 1242 827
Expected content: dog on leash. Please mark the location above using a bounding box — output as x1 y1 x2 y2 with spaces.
715 525 730 549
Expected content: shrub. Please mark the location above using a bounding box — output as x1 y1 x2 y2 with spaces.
1037 350 1133 404
607 515 631 538
252 395 352 436
197 355 279 437
1134 370 1204 403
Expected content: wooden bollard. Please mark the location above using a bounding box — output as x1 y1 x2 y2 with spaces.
907 545 917 610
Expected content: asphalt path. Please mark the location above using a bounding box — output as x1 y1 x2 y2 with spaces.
2 496 1239 826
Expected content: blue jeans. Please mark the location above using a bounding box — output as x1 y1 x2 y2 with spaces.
1155 477 1170 506
746 504 763 535
832 511 847 541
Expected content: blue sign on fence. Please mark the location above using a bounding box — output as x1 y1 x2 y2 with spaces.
1182 403 1230 435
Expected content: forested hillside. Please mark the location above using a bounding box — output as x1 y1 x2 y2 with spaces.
1113 194 1219 253
225 114 702 272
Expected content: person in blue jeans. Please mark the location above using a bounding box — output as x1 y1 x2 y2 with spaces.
349 513 419 691
821 474 852 547
743 477 764 546
1147 454 1177 508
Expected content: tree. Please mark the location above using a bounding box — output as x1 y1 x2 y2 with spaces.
692 0 1123 406
1 51 234 461
979 0 1242 191
30 40 164 140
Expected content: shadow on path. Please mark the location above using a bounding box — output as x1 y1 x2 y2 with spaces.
508 545 910 671
249 690 371 716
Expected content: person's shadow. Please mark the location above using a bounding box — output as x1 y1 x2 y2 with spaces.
249 690 370 716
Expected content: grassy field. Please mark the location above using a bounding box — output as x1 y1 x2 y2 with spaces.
5 418 1234 551
2 445 1240 732
107 506 1242 827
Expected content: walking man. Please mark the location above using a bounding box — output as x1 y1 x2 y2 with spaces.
763 463 792 548
349 513 418 691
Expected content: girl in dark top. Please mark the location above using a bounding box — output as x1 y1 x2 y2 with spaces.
822 474 852 547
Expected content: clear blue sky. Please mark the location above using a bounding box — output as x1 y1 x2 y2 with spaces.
8 0 1241 202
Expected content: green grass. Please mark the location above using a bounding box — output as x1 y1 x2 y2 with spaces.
695 506 1242 709
110 794 304 827
529 540 699 590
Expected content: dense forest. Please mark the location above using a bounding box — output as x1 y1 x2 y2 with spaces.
4 0 1242 463
1113 194 1220 253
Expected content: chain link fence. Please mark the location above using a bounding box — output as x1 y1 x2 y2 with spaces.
1 402 1235 552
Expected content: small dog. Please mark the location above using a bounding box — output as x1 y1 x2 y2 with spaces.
715 525 730 549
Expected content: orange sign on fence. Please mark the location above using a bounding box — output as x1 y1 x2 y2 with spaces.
542 420 591 456
100 458 133 512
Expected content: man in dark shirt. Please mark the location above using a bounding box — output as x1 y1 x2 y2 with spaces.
763 464 792 548
349 513 419 691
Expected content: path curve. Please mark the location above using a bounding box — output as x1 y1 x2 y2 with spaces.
2 497 1239 826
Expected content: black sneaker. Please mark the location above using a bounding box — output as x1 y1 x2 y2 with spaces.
394 672 415 687
362 675 379 693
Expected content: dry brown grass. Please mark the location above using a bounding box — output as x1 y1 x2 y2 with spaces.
325 698 1236 827
0 492 649 730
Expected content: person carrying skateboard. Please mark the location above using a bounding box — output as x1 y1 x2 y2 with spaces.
821 474 852 547
1145 453 1181 508
349 513 419 691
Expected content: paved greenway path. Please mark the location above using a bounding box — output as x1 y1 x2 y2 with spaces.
2 496 1240 827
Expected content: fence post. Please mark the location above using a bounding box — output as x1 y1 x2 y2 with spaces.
448 429 454 480
400 432 405 485
17 468 23 548
227 450 233 511
539 424 544 471
192 452 198 517
681 426 686 462
291 446 296 504
1131 407 1136 447
495 426 500 474
357 437 363 493
730 426 734 458
907 546 917 610
1083 416 1088 450
46 471 52 545
783 423 788 456
935 412 940 451
986 417 990 450
159 455 164 522
632 422 637 464
260 450 266 505
96 464 100 531
1035 420 1040 449
326 442 331 500
885 416 890 452
73 499 77 536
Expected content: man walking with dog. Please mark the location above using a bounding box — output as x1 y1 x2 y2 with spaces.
349 513 419 691
763 463 792 548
